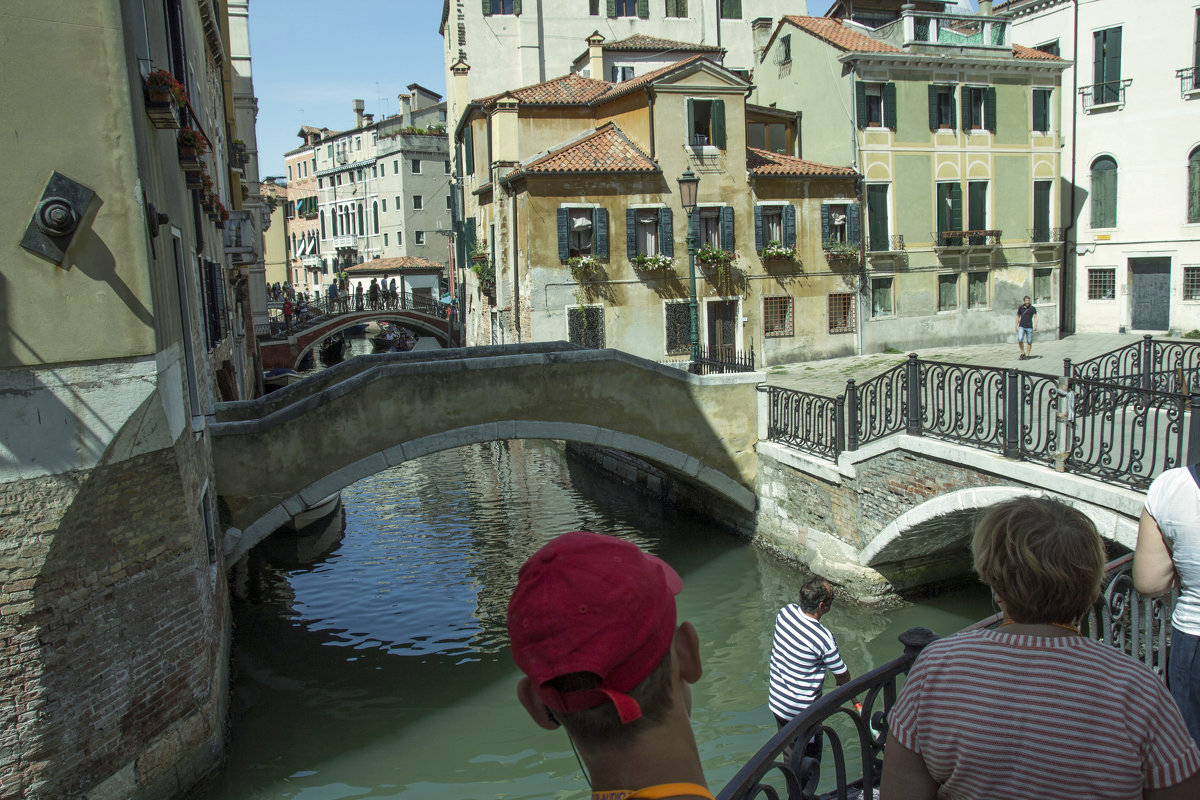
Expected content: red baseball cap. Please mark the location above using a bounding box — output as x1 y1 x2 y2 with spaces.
507 531 683 725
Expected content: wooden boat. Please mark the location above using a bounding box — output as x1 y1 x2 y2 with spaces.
263 367 302 392
319 335 347 364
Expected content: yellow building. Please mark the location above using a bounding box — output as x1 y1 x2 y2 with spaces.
453 55 864 365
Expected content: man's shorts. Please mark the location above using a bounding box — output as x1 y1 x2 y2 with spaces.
1017 327 1034 344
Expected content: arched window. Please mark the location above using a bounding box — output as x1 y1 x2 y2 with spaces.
320 210 326 239
358 203 365 236
1090 156 1118 228
1189 147 1200 224
373 201 379 233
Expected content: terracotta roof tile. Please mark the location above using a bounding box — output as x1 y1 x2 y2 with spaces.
781 16 902 54
345 255 443 273
477 73 613 107
747 148 857 178
603 34 721 53
1012 43 1066 61
521 122 658 175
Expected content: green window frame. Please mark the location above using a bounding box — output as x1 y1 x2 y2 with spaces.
961 86 996 132
968 271 989 309
720 0 741 19
872 277 894 317
1093 27 1122 104
1033 180 1053 242
928 84 956 130
1188 147 1200 224
665 0 688 17
686 98 726 148
607 0 646 18
936 182 962 243
1091 156 1118 229
856 81 897 130
1032 89 1051 133
557 207 609 260
482 0 521 16
866 185 889 252
938 273 958 311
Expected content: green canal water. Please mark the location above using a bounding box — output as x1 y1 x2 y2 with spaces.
194 439 991 799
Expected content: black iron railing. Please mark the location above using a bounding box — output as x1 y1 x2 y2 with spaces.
255 292 450 340
1179 66 1198 96
867 234 905 253
691 343 756 375
1080 79 1132 110
1068 335 1200 394
1028 226 1064 244
718 556 1176 800
763 353 1194 489
932 229 1001 248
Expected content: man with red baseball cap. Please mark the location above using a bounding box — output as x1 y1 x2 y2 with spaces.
507 531 712 800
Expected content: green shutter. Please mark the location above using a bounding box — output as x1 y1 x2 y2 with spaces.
928 85 938 131
848 202 862 247
1033 181 1051 240
686 99 694 145
820 204 831 243
1106 27 1122 93
950 183 963 231
984 87 997 133
936 184 949 238
513 0 521 14
557 208 569 260
883 83 897 130
754 205 764 250
968 181 987 231
659 207 674 257
626 208 637 258
949 88 957 129
1092 160 1117 228
782 204 796 248
637 0 649 18
594 207 609 258
1032 89 1047 133
867 187 887 250
482 0 491 16
464 126 474 175
711 99 726 148
855 82 867 129
1189 154 1200 224
720 206 734 250
607 0 617 17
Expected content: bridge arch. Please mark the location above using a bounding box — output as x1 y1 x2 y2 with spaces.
290 313 451 369
259 308 458 370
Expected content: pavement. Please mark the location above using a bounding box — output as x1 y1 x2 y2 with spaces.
762 332 1145 397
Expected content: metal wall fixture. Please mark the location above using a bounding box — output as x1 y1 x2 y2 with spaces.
20 171 101 267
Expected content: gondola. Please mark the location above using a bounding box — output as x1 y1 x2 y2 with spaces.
319 335 347 365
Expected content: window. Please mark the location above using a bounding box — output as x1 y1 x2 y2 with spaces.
665 301 693 354
1185 267 1200 300
413 195 424 210
938 273 958 311
967 181 988 243
484 0 517 14
1090 156 1118 228
666 0 687 17
1093 27 1123 104
610 65 635 82
720 0 741 19
446 194 453 210
318 177 323 189
1033 180 1052 242
961 86 996 132
1032 89 1052 133
1088 267 1116 300
411 158 422 174
968 271 989 309
1189 147 1200 224
311 157 316 173
872 278 894 317
828 293 856 334
383 233 389 247
755 204 795 251
327 144 333 158
936 182 963 243
749 122 787 153
1037 39 1060 57
867 186 889 251
568 305 605 348
822 203 848 245
373 201 379 233
395 196 400 209
393 160 399 175
381 199 387 213
625 207 672 259
779 34 791 63
287 165 292 181
397 231 403 246
763 296 794 337
590 0 600 14
609 0 641 18
558 207 609 258
699 208 721 248
415 231 426 245
928 85 956 130
354 136 361 150
371 166 377 178
687 99 726 148
464 126 475 175
445 160 452 175
856 82 891 129
1034 268 1053 302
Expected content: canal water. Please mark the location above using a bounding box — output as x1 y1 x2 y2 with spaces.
195 426 992 799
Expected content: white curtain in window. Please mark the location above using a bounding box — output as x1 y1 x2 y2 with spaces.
700 212 720 247
638 214 658 255
764 209 783 242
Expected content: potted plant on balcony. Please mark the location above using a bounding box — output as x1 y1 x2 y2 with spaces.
696 243 737 282
471 254 495 298
215 199 229 229
567 254 601 282
144 68 186 129
632 252 674 272
759 240 799 263
822 240 859 261
177 127 207 176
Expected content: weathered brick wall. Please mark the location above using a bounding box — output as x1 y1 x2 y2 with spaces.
0 438 230 799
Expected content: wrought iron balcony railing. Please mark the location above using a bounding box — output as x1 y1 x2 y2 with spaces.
1028 226 1064 244
867 234 905 253
1177 66 1199 97
933 229 1001 248
1080 79 1132 111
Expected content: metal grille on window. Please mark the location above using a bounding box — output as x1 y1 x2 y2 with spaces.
1088 268 1116 300
568 305 605 349
938 274 958 311
763 296 793 337
968 271 988 308
827 293 855 334
665 302 692 354
1184 267 1200 301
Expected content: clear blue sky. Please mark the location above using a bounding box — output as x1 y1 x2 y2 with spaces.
247 0 976 179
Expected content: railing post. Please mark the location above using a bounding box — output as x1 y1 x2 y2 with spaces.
1063 357 1072 378
1187 393 1200 467
845 380 859 452
1142 335 1153 391
1003 368 1020 459
1055 377 1071 473
905 353 922 436
835 393 846 457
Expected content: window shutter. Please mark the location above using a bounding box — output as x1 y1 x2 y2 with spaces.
968 182 987 230
637 0 649 18
754 205 764 250
626 208 637 258
482 0 491 16
594 207 609 258
1033 181 1051 238
949 89 957 129
984 87 997 133
1189 155 1200 224
557 208 570 260
855 82 867 129
928 85 938 130
464 127 475 175
883 83 897 130
686 99 694 145
820 204 831 243
949 183 963 231
659 207 674 257
960 86 970 132
848 203 862 246
711 99 726 147
513 0 521 14
1107 27 1122 87
720 206 734 250
607 0 617 17
690 208 699 240
1032 90 1046 133
783 204 797 248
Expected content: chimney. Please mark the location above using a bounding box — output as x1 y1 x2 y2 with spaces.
587 32 605 80
493 98 519 164
353 98 365 128
979 1 993 14
451 59 470 130
399 92 412 125
752 18 774 63
363 113 374 126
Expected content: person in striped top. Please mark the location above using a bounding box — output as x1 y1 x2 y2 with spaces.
768 575 852 739
881 497 1200 800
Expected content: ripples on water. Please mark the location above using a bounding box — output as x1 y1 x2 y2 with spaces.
196 440 990 800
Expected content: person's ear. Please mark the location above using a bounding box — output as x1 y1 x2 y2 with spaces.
674 621 703 684
517 677 560 730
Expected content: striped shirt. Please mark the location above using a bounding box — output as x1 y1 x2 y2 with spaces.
768 605 847 720
888 628 1200 799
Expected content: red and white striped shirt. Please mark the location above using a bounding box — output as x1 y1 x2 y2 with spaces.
888 628 1200 799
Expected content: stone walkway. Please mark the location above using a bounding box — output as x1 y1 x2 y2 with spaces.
763 333 1144 397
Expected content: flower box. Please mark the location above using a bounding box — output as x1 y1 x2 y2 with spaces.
632 253 673 272
567 255 602 282
759 241 799 262
144 69 186 130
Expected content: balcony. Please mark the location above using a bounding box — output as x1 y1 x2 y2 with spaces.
301 254 321 270
867 234 905 254
1029 227 1064 248
933 229 1001 251
333 234 357 249
1080 80 1132 112
222 210 259 266
905 11 1008 50
1178 66 1199 98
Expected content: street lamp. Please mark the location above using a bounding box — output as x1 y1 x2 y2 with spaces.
677 168 700 365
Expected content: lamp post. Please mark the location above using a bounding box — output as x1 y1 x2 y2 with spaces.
677 168 700 366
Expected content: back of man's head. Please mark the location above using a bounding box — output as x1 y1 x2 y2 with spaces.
506 532 684 747
798 575 834 614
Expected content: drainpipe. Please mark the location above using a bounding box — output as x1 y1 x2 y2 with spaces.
646 87 656 160
714 0 722 52
849 63 865 357
511 188 521 341
1060 0 1081 336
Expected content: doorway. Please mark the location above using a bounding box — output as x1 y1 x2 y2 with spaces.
706 299 738 358
1130 258 1171 331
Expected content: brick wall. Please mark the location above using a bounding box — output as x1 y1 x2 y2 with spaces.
0 439 230 799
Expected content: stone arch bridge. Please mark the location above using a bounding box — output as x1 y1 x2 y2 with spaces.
258 307 460 370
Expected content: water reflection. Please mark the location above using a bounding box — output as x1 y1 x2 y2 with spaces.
195 440 989 799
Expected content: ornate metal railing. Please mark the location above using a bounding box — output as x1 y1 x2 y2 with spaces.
867 234 905 253
932 229 1001 248
719 556 1176 800
691 343 756 375
762 353 1197 490
1080 79 1132 110
1068 335 1200 394
1028 226 1064 244
1178 66 1198 97
255 292 450 340
761 386 844 460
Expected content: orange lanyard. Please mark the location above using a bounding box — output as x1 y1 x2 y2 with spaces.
592 784 716 800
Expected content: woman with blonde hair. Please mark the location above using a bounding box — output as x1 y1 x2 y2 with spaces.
881 496 1200 800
